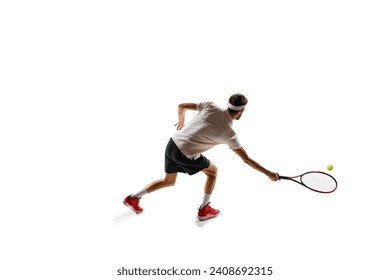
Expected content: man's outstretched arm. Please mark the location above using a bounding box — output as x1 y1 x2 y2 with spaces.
233 147 279 181
175 103 198 130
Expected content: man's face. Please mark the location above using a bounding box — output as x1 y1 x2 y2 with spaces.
235 110 244 120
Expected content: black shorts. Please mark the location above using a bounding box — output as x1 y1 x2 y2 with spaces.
165 138 210 175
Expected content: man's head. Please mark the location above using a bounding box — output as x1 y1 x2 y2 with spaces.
228 93 248 120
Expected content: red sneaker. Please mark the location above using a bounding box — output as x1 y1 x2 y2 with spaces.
197 203 220 221
123 195 143 213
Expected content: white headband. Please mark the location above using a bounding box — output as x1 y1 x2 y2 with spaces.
227 103 246 111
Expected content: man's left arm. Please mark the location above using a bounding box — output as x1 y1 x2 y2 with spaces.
175 103 198 130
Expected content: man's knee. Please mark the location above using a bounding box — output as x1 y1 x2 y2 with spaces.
164 174 177 186
211 165 218 177
205 163 218 178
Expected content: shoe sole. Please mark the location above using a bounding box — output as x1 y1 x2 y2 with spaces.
123 201 143 214
197 213 219 221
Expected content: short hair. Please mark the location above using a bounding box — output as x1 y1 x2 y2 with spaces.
228 93 248 113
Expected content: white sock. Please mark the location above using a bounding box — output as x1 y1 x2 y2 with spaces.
133 188 148 199
200 193 212 209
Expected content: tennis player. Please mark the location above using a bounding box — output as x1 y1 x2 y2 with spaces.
123 93 279 221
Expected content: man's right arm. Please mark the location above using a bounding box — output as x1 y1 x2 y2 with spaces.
233 147 279 181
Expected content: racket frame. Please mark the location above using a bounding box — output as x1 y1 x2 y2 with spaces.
279 171 337 193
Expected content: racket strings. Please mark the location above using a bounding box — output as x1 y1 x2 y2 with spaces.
300 172 337 193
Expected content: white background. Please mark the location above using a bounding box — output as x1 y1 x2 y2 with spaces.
1 1 389 279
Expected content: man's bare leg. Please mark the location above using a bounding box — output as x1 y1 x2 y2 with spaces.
200 162 218 208
197 162 220 220
132 173 178 198
145 173 178 193
202 162 218 194
124 173 178 213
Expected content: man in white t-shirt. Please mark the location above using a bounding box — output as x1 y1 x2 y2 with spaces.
123 93 279 221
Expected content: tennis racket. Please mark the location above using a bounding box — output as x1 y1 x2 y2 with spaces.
279 171 337 193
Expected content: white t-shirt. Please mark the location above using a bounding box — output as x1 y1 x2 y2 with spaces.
172 102 242 159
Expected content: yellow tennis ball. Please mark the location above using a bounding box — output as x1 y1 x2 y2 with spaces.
327 164 333 171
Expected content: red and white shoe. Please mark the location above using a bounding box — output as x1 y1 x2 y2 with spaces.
197 203 220 221
123 195 143 214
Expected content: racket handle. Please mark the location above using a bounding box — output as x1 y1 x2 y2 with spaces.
278 175 289 180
